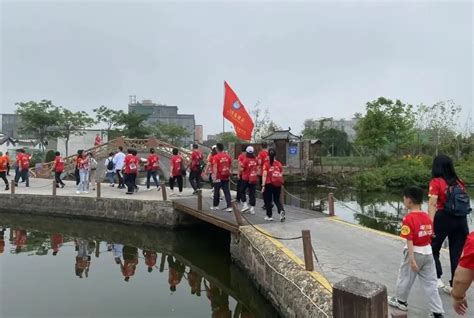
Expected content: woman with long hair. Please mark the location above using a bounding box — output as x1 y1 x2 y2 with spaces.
428 154 469 294
262 148 285 222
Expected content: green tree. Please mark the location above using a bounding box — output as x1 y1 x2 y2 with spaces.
303 127 351 156
355 97 415 157
92 105 124 132
216 132 242 144
155 122 190 146
15 100 61 151
117 112 150 139
57 107 95 156
416 100 461 156
250 104 281 142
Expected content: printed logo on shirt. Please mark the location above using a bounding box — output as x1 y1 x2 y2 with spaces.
418 224 432 238
400 225 410 236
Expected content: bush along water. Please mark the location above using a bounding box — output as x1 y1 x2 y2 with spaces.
351 155 474 192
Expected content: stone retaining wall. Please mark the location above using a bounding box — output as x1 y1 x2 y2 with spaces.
231 226 333 318
0 193 199 228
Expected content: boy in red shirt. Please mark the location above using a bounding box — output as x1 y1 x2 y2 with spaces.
14 149 30 187
451 232 474 315
188 144 203 194
51 151 66 188
388 186 444 317
211 143 232 212
145 148 160 191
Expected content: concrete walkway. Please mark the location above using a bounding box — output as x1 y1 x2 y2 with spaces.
259 216 474 318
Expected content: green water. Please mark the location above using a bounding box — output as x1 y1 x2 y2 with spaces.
0 213 278 318
283 186 474 234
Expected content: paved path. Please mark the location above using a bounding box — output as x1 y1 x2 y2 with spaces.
259 217 474 318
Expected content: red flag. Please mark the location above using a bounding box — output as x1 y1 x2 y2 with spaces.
223 81 254 141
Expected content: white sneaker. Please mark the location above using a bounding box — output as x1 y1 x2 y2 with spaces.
210 206 219 211
441 285 452 295
264 216 273 221
437 279 446 289
241 203 249 212
388 296 408 311
76 191 81 194
249 207 255 215
83 191 89 194
226 207 232 213
280 210 286 222
146 188 152 191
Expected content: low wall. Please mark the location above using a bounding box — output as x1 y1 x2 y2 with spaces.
0 193 199 228
230 226 332 318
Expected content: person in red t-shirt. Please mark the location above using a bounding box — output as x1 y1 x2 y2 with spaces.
14 149 30 187
169 148 184 195
51 151 66 188
388 187 444 316
121 246 138 282
143 250 157 273
262 149 285 222
236 144 247 202
239 146 258 215
257 142 269 186
168 255 185 292
205 146 217 188
452 232 474 315
211 143 232 212
145 148 160 191
0 152 9 191
188 144 203 194
123 149 140 195
428 155 469 293
94 133 102 146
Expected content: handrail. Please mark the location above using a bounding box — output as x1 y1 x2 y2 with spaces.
30 137 193 178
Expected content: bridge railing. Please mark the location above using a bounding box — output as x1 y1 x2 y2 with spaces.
30 137 192 178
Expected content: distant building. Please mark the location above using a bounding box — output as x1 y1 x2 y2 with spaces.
207 134 218 141
194 125 203 144
128 99 195 146
305 117 359 141
0 114 23 138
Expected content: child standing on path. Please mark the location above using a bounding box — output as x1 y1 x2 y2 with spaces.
388 186 444 317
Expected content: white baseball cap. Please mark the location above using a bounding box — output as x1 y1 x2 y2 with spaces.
246 146 254 154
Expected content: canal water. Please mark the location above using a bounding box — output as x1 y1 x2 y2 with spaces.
0 213 279 318
283 186 474 234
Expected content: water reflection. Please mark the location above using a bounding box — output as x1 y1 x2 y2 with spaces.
0 213 277 318
284 186 474 234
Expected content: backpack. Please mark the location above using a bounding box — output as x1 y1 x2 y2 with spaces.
107 159 114 171
270 164 284 187
180 158 187 176
21 155 30 170
199 158 206 171
444 184 472 217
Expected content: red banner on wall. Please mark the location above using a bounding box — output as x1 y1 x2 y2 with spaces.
222 81 254 141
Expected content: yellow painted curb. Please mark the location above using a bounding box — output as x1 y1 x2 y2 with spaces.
253 225 333 293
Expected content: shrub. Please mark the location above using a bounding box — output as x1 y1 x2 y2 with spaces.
45 150 56 163
351 171 386 192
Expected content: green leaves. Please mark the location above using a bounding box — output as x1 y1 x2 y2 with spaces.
92 105 124 131
117 112 150 139
154 122 190 146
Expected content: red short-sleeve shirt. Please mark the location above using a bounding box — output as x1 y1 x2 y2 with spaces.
171 155 183 177
400 211 433 246
191 150 203 171
263 160 283 185
212 152 232 180
459 232 474 270
429 178 465 210
54 156 65 173
242 157 258 181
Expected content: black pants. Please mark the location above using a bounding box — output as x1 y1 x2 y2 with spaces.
55 171 65 186
0 171 8 188
189 169 202 191
208 174 214 188
263 184 284 217
146 170 159 188
213 180 231 208
240 180 256 206
236 178 242 201
431 211 469 286
116 169 125 188
169 175 183 192
124 173 137 193
6 163 10 176
75 168 80 185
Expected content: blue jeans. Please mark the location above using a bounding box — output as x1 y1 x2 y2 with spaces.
146 170 159 188
106 172 115 184
77 170 89 192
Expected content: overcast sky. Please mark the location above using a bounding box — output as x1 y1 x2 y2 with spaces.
1 0 472 136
